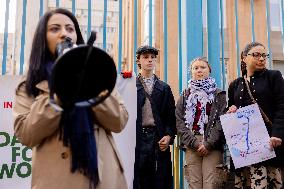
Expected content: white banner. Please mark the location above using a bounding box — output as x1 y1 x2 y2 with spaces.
220 104 275 169
0 76 32 189
0 75 137 189
113 74 137 189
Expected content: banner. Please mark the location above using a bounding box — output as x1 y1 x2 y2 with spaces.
220 104 275 169
0 76 32 189
113 74 137 189
0 75 137 189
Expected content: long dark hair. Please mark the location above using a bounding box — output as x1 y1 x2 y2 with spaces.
240 42 265 76
24 8 84 97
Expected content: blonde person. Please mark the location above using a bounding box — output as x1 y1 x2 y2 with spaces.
227 41 284 189
176 57 227 189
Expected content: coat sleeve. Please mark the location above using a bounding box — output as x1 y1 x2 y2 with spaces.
13 83 61 147
175 94 199 149
163 85 176 144
92 89 128 133
203 92 227 151
228 80 236 107
270 71 284 141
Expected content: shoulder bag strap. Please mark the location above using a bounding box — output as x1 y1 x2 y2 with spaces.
244 77 273 126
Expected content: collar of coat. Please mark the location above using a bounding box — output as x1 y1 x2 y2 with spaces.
137 74 164 92
36 80 49 93
214 88 225 96
18 76 49 94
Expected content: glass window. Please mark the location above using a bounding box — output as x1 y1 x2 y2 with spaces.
270 1 281 31
201 0 226 29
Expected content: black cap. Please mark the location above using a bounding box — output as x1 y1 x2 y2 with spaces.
136 45 159 57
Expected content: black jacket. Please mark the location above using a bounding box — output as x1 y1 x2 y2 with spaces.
136 76 176 144
228 69 284 166
134 75 176 189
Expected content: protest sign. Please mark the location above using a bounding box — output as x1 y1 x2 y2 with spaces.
0 76 32 189
220 104 275 169
113 74 137 189
0 75 137 189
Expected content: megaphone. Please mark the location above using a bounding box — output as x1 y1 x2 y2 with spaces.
49 31 117 109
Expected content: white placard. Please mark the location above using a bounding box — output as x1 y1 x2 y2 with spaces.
113 74 137 189
220 104 275 169
0 76 32 189
0 75 137 189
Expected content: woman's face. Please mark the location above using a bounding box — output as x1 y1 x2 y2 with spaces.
191 60 210 80
243 45 267 73
46 13 77 57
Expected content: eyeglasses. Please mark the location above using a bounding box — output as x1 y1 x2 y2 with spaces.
247 52 269 59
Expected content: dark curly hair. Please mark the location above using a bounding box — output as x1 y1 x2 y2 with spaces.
240 42 265 76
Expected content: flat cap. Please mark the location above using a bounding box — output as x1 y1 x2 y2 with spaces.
136 45 159 56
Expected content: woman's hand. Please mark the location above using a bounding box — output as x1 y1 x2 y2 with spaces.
270 137 282 148
197 144 208 156
54 94 62 106
227 105 237 113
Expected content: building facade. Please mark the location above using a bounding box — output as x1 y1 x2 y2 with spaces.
4 0 119 74
115 0 284 99
0 33 14 74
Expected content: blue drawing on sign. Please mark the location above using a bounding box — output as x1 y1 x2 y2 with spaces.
236 108 254 153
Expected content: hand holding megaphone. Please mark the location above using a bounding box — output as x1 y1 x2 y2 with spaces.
55 37 77 58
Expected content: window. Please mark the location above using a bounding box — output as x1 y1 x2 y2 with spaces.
270 1 281 31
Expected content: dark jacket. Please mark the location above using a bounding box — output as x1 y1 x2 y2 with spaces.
228 69 284 166
136 76 176 144
176 88 227 151
134 75 176 189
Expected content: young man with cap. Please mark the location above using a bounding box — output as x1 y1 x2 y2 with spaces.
133 45 176 189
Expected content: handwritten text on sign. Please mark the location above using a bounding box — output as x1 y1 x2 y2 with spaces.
220 104 275 169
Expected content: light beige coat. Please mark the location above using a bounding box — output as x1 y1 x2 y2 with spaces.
13 79 128 189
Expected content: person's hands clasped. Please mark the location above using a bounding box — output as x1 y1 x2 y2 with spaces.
197 144 209 156
158 135 171 151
